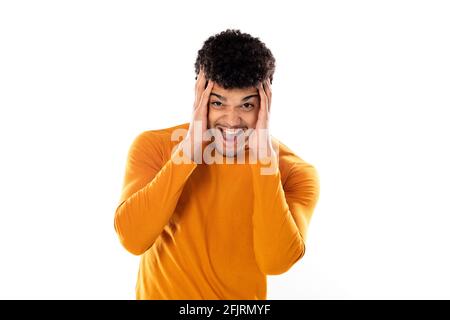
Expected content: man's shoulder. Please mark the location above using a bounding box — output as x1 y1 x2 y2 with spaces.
272 137 318 184
129 123 189 159
273 137 312 167
133 123 189 145
139 123 189 139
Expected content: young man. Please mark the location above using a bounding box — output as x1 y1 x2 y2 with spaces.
114 29 320 299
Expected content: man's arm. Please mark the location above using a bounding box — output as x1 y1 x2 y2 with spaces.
250 161 320 275
114 131 197 255
115 68 213 256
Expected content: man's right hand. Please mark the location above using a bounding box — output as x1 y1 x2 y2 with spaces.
175 68 214 163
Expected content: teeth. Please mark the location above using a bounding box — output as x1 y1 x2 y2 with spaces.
221 128 244 136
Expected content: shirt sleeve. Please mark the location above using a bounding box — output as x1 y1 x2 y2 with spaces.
114 131 197 255
250 160 320 275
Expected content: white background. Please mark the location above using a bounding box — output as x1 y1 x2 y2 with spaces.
1 0 449 299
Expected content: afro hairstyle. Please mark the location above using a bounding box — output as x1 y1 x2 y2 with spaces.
194 29 276 89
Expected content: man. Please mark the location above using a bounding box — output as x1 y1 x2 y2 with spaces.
114 29 320 299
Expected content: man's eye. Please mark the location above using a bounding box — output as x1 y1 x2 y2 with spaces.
211 101 222 107
241 103 254 111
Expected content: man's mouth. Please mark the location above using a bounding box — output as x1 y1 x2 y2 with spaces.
216 126 246 143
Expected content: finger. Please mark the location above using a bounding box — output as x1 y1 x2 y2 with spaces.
197 68 206 92
195 67 205 87
194 68 207 108
257 82 269 121
195 80 214 118
264 79 272 112
195 67 204 81
255 83 269 130
201 79 214 104
265 79 272 103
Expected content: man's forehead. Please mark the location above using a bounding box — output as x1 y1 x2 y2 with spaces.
211 83 258 97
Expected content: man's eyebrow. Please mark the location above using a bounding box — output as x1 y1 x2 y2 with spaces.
210 93 259 101
241 94 259 101
210 93 226 101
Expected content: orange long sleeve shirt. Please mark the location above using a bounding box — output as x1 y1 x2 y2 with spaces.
114 123 320 299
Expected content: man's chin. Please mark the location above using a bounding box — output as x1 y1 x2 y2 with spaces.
214 141 247 158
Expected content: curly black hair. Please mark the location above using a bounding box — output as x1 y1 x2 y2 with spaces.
194 29 275 89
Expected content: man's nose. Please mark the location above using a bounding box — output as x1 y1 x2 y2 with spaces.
223 108 241 126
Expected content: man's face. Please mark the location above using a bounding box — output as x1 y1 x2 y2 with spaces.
207 82 260 157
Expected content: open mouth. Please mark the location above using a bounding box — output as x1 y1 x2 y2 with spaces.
216 126 246 143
